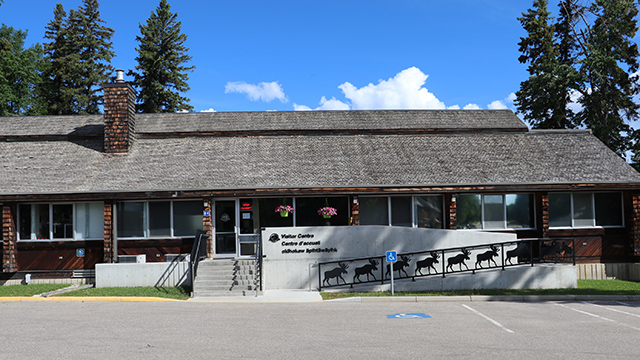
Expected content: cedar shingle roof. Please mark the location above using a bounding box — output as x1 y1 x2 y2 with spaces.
0 110 638 196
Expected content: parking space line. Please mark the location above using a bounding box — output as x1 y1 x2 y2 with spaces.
461 304 514 334
582 301 640 319
555 303 640 331
616 301 640 308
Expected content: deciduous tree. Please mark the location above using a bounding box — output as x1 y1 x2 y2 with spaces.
0 25 45 116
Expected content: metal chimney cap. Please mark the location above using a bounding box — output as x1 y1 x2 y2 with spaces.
115 69 125 83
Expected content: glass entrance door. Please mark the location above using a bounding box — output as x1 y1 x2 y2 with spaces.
214 200 237 256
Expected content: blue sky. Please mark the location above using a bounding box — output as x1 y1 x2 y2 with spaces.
2 0 538 113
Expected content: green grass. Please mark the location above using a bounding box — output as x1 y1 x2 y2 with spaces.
0 284 69 297
320 279 640 300
60 286 190 300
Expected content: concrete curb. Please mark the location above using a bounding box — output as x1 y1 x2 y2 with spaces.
0 296 183 302
327 294 640 302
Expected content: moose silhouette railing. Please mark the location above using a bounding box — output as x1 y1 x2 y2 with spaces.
317 238 575 291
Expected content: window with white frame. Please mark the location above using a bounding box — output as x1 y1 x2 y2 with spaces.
116 200 202 238
548 192 623 228
18 202 104 240
456 194 534 230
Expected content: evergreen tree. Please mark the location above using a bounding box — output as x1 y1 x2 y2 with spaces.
41 3 72 115
578 0 639 157
515 0 579 129
517 0 640 166
129 0 194 113
41 0 114 115
0 25 45 116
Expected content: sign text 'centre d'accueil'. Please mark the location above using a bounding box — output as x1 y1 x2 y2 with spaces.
269 232 338 255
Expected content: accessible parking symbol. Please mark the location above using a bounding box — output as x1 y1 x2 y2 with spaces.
387 313 432 319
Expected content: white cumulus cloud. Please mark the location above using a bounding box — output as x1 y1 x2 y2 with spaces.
225 81 288 103
463 103 481 110
487 100 508 110
339 67 446 110
294 67 447 111
200 108 216 112
294 97 350 111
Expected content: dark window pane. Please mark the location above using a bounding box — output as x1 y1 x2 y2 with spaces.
359 197 388 225
457 195 481 229
506 194 533 229
215 201 236 233
52 204 73 239
216 233 236 254
595 192 623 226
18 204 32 240
391 197 412 227
35 204 50 239
549 193 571 227
148 201 170 236
296 197 349 226
414 195 443 229
257 198 293 229
117 202 145 237
173 201 202 237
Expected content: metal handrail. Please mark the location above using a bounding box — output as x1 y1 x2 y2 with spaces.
317 237 575 291
189 229 208 297
255 233 262 297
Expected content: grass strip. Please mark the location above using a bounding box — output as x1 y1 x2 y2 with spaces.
0 284 69 297
320 279 640 300
60 286 190 300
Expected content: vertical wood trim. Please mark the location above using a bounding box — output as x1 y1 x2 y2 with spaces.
448 194 457 230
632 192 640 256
350 196 359 225
541 193 549 239
203 197 213 258
2 204 17 272
103 202 114 263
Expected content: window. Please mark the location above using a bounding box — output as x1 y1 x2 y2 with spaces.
296 197 349 226
414 195 443 229
117 200 202 238
549 192 623 228
359 197 389 225
19 203 104 240
457 194 534 230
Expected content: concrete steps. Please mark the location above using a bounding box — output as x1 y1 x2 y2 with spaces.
193 259 261 297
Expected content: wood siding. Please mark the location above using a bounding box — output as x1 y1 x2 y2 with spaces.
117 238 194 262
16 240 103 271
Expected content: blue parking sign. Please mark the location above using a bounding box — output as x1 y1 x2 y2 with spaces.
386 251 397 262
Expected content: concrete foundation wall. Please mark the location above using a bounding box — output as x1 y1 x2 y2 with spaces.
262 226 518 290
577 263 640 281
95 262 190 288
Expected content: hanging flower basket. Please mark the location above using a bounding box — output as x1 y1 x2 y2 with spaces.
275 205 294 217
318 206 337 218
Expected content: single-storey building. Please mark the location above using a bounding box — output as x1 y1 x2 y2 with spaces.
1 75 640 285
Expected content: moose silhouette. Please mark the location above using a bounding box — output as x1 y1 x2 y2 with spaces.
323 262 349 286
446 248 471 272
353 259 379 282
475 245 499 269
385 255 411 278
540 240 563 261
415 251 440 276
506 242 529 265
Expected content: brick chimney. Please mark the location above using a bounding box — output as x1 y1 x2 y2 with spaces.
103 69 136 154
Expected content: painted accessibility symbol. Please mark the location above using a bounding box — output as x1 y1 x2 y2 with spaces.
387 313 432 319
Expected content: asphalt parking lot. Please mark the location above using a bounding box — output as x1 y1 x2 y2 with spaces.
0 299 639 359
